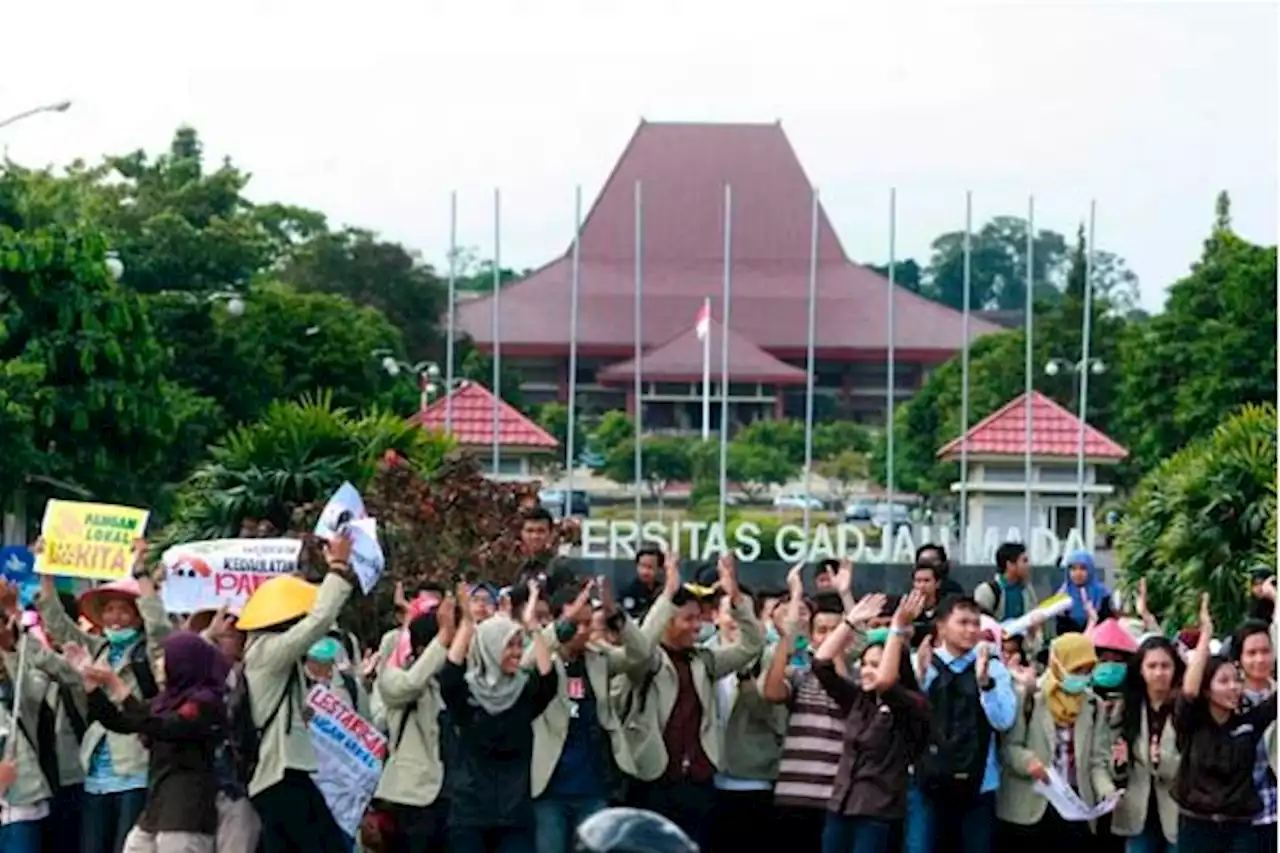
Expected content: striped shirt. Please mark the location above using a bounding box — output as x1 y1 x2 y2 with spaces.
773 667 845 809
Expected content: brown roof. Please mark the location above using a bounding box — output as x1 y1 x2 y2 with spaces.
454 121 1001 359
597 316 807 385
937 391 1128 461
412 380 558 450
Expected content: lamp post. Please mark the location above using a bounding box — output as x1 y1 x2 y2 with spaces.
374 353 444 414
0 100 71 131
1045 356 1106 543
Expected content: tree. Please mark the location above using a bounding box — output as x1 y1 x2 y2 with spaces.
1117 403 1276 630
602 435 693 499
726 442 796 500
532 402 586 467
167 392 454 542
0 220 216 514
815 450 870 503
1115 194 1277 473
924 216 1069 311
456 339 526 411
866 259 924 294
731 419 873 468
279 227 448 363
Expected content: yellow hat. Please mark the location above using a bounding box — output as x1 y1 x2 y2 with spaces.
236 575 319 632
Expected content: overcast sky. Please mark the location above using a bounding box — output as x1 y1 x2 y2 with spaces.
3 1 1275 312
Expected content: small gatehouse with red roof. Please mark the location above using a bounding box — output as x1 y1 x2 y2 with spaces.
414 380 559 480
937 390 1128 563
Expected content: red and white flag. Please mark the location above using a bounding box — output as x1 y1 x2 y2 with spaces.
695 301 710 340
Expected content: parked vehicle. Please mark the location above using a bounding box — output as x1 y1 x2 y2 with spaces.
539 488 591 518
773 492 825 511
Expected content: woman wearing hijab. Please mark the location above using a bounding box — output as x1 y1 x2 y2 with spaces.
439 583 558 853
997 632 1111 852
1087 619 1140 853
1173 595 1277 853
1055 551 1114 636
1108 636 1184 853
68 631 229 853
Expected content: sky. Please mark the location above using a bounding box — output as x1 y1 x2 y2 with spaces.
2 1 1275 313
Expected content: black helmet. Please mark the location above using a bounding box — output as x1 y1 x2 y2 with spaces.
575 808 699 853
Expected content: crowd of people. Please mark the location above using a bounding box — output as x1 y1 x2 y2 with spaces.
0 506 1274 853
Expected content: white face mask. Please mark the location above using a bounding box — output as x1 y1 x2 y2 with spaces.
697 622 717 644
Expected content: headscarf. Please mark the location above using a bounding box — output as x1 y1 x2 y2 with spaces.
1060 550 1109 625
151 631 230 728
1042 632 1097 726
388 594 441 669
464 614 528 715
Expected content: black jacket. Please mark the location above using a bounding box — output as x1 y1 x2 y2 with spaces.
89 690 224 835
437 660 558 829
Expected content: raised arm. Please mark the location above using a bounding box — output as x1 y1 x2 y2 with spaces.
446 584 475 666
865 591 924 693
35 561 102 654
640 549 682 646
378 620 452 709
707 555 764 679
1181 594 1213 700
596 576 653 676
762 565 804 704
249 536 357 674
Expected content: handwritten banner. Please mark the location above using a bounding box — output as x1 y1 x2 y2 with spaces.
306 683 386 838
36 500 150 581
160 538 303 615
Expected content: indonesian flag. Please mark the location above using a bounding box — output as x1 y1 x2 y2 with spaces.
695 301 711 340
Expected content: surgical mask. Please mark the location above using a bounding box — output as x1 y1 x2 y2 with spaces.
1092 662 1126 690
696 622 717 644
308 637 342 665
1060 674 1091 695
864 627 890 647
794 635 810 653
104 627 139 647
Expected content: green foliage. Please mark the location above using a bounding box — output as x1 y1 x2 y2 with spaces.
1115 195 1277 474
456 341 526 411
924 216 1069 311
532 402 586 464
168 392 454 542
815 450 870 502
1117 403 1277 630
727 419 873 468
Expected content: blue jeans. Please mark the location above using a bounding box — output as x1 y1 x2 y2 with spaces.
0 819 44 853
903 785 995 853
533 796 607 853
822 813 892 853
81 788 148 853
1126 824 1176 853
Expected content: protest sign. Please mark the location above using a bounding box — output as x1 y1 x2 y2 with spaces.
1001 593 1073 638
315 482 367 540
306 684 386 838
315 483 384 592
160 538 303 615
35 500 150 581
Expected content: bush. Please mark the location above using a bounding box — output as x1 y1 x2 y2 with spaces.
1117 403 1277 630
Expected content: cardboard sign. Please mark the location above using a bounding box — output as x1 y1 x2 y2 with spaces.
36 500 149 581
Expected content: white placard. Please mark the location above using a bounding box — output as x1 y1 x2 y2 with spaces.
1032 766 1121 821
306 684 386 838
161 538 303 615
315 482 367 541
345 517 384 593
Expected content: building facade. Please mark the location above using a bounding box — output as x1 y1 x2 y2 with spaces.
456 120 999 430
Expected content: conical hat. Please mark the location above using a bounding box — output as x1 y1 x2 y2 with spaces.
1089 617 1138 654
236 575 318 632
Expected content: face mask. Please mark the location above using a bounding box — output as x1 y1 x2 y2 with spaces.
1060 673 1091 695
864 627 890 647
794 635 810 652
696 623 717 644
104 627 139 647
764 624 781 645
1092 662 1126 690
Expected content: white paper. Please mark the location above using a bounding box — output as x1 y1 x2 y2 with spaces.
1031 766 1121 821
1001 595 1074 638
315 482 367 541
161 538 303 615
343 517 384 593
306 684 386 838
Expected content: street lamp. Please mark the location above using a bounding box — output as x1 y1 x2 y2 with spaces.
1044 357 1105 378
105 252 124 282
1045 355 1107 547
0 100 72 131
373 351 444 413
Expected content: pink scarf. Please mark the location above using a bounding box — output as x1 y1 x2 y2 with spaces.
387 594 441 669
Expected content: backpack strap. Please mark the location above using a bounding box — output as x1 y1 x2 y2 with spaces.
620 655 661 721
260 667 300 739
340 672 360 709
392 701 420 751
58 683 87 742
983 579 1003 615
130 642 159 701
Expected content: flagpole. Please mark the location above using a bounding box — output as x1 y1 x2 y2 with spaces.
445 190 457 434
701 296 711 441
958 191 973 562
633 181 644 522
802 187 819 537
1023 196 1035 544
566 186 582 502
717 184 733 533
491 188 502 475
1076 200 1097 544
885 188 897 523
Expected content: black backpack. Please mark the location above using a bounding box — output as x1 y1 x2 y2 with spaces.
229 667 300 785
915 661 993 801
90 641 159 702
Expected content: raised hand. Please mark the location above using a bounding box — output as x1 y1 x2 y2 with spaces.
61 642 91 673
436 595 457 640
454 582 473 624
360 650 381 680
1136 577 1150 616
786 564 804 599
892 590 926 629
1198 592 1213 639
916 635 934 675
717 553 739 602
976 642 991 685
663 551 682 598
325 531 353 566
834 559 853 596
845 593 887 626
597 574 617 616
562 581 594 624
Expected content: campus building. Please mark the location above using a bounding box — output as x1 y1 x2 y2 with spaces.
455 120 999 431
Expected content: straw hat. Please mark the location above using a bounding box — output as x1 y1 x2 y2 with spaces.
236 576 318 632
77 578 142 629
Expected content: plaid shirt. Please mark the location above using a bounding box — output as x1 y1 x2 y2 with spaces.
1245 685 1277 826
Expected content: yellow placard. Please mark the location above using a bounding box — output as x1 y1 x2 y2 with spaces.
35 500 150 581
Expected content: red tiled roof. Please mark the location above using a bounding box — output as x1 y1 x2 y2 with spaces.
454 121 1001 359
414 380 558 450
936 391 1128 461
597 316 806 385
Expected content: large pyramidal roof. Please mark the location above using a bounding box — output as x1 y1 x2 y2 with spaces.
454 121 999 359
